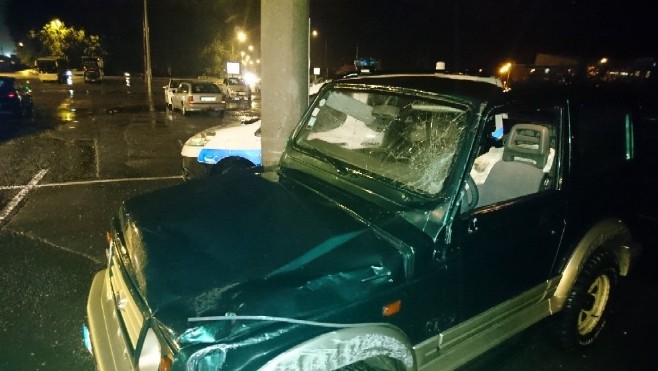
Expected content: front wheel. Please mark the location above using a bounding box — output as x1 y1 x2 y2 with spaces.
338 357 405 371
554 249 618 350
209 157 255 176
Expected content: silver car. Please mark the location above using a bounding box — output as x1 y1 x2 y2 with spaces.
172 81 226 116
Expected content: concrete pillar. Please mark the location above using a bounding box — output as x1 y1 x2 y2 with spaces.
261 0 309 170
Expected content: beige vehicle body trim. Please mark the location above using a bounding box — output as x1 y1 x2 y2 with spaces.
87 269 138 371
414 277 559 370
256 278 559 371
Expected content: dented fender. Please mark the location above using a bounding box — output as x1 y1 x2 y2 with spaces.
257 325 415 371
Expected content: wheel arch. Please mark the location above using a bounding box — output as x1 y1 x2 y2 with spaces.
209 156 258 176
550 217 634 313
217 156 256 168
257 325 416 371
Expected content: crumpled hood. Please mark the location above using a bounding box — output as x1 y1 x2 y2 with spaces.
118 171 404 339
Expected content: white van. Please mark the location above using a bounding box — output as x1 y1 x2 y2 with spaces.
35 57 68 83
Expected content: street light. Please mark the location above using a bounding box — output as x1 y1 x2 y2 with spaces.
499 62 513 90
232 29 247 60
311 29 327 79
237 30 247 43
498 62 512 75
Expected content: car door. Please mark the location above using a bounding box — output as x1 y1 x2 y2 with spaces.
173 82 189 110
449 105 566 319
165 80 176 105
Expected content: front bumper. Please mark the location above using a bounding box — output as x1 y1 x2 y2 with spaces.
86 269 136 371
182 156 211 180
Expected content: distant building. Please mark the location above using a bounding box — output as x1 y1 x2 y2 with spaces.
589 57 656 82
506 53 656 85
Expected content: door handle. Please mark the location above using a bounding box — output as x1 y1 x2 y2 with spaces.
467 217 479 234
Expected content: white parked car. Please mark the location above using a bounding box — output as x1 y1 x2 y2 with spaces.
220 77 251 101
162 79 190 110
171 80 226 116
181 118 262 179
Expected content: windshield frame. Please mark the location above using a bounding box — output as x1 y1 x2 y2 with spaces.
287 83 481 205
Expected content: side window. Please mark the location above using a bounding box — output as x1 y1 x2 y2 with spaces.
574 106 634 175
467 107 560 208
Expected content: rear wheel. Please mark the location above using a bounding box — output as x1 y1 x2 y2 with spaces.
554 249 618 350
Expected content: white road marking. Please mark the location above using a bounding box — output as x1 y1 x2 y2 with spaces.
0 172 181 263
0 175 182 190
0 169 49 223
6 229 103 264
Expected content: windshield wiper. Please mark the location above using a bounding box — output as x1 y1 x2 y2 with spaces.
323 156 353 176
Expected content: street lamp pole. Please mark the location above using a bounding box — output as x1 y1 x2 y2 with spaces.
143 0 153 103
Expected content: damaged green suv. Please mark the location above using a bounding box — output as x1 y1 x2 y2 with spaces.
85 74 641 370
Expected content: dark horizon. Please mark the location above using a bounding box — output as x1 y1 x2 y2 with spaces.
3 0 657 75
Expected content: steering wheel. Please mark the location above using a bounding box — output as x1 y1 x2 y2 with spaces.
464 174 479 211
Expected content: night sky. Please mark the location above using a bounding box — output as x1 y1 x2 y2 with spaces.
2 0 656 75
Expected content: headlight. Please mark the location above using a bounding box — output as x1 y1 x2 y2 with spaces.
184 130 216 147
184 134 210 147
138 328 172 371
188 346 228 370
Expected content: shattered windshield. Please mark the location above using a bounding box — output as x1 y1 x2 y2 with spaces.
294 87 470 195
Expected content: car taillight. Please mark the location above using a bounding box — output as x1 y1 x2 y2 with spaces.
187 96 194 103
7 91 16 99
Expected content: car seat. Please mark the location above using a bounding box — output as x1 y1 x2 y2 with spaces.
476 123 550 206
371 104 399 131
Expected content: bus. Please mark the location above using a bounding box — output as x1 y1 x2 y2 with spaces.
35 57 69 83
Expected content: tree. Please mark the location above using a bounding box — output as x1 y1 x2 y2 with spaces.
200 33 231 77
16 19 107 67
